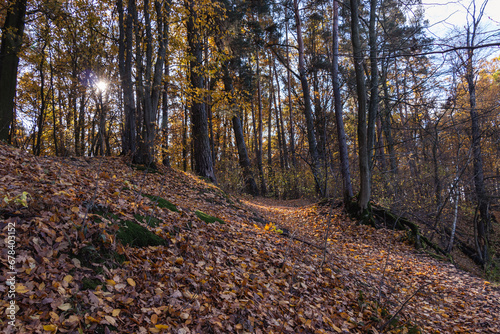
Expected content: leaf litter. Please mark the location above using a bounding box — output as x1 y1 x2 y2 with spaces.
0 143 499 333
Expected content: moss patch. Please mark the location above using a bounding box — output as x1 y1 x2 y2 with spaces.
116 220 167 247
195 210 224 224
74 243 125 274
131 164 162 174
134 214 162 227
82 277 103 291
142 193 178 212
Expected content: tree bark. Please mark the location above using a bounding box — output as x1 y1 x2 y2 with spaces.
34 40 48 156
464 0 490 264
331 0 353 203
273 59 288 168
222 64 259 195
256 51 267 194
285 19 296 166
381 61 397 174
117 0 137 156
350 0 370 211
0 0 27 142
293 0 323 196
185 0 216 182
367 0 379 170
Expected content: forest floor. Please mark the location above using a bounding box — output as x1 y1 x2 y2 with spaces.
1 142 499 334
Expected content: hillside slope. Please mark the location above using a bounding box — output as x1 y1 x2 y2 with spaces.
1 143 499 334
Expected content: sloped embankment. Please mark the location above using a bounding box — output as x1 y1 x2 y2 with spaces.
1 143 499 333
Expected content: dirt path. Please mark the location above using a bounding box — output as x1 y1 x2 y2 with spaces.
242 197 500 333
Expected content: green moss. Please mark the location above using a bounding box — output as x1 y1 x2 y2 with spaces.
142 193 178 212
94 211 120 222
131 164 161 174
134 214 162 227
82 277 102 291
74 243 125 273
116 220 167 247
195 210 224 224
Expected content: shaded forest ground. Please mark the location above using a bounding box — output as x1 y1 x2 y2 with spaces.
1 143 499 333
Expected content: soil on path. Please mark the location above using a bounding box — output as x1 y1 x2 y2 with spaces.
242 197 500 333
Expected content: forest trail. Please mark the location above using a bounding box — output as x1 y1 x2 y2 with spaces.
1 143 499 333
242 197 500 333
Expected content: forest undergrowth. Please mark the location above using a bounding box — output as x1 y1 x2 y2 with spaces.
1 143 499 333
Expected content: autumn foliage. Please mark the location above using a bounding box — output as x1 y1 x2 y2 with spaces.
1 143 499 333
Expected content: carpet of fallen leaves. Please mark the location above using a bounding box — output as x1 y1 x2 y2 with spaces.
1 143 499 334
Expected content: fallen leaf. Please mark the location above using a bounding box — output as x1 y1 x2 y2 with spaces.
127 278 136 287
43 324 57 332
57 303 71 311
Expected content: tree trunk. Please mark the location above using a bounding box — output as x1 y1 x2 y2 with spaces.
182 104 188 172
185 0 216 182
161 41 170 166
256 51 267 194
293 0 323 196
271 62 284 169
117 0 137 156
35 40 48 156
273 59 288 168
350 0 370 211
222 64 259 195
285 20 296 166
268 60 273 167
367 0 379 170
331 0 353 203
464 1 490 264
49 54 59 156
381 61 397 174
0 0 27 142
467 48 489 263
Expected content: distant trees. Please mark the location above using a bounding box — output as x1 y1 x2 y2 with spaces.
447 0 492 264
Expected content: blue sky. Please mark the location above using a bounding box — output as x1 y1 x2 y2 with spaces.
423 0 500 38
422 0 500 57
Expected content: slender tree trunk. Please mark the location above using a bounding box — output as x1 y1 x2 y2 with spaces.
467 48 489 263
271 62 284 169
432 124 442 210
350 0 370 211
464 1 490 263
161 44 170 166
285 20 296 166
182 104 188 172
49 54 59 156
0 0 27 142
256 51 267 194
35 41 48 156
367 0 379 170
331 0 353 203
293 0 323 196
222 64 259 195
251 99 257 159
268 60 273 167
313 70 326 162
97 91 107 156
161 0 172 166
273 59 288 168
77 94 86 156
381 61 397 174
